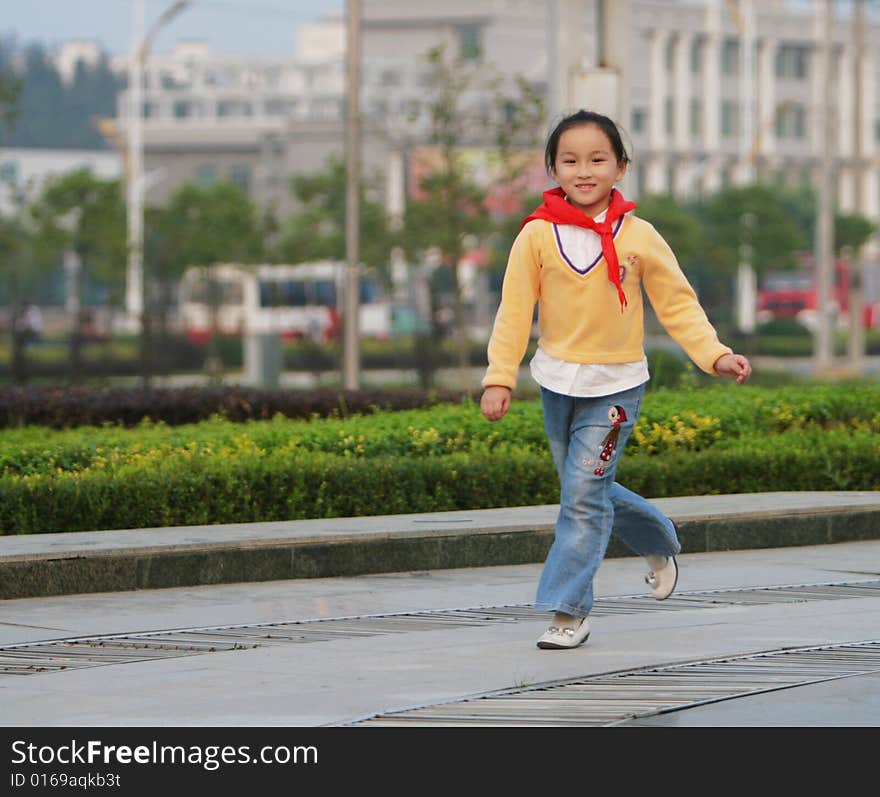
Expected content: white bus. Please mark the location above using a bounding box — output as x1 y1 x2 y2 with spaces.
178 261 393 343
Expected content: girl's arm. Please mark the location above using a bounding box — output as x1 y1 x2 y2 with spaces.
481 224 542 392
639 223 734 375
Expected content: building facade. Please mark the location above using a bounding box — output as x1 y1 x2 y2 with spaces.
110 1 880 216
0 147 120 215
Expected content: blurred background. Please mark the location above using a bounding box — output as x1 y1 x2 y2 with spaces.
1 0 879 394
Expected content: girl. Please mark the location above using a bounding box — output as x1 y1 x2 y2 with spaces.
480 110 751 650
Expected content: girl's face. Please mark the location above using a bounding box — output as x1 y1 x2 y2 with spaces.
550 123 627 217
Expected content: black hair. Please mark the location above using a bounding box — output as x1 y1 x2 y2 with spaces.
544 109 630 174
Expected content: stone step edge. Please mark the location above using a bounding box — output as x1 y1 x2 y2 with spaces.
1 506 878 601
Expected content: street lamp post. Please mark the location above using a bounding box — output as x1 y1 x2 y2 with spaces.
848 0 866 373
343 0 361 390
813 0 835 374
125 0 192 331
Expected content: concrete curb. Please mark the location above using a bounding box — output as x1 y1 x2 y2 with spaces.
2 492 879 600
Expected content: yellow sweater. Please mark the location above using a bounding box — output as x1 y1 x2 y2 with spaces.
483 215 732 390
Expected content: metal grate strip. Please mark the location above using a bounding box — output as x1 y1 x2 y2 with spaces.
1 578 878 677
348 641 880 727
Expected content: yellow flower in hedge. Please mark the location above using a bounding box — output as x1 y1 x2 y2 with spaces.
770 401 807 431
631 412 722 455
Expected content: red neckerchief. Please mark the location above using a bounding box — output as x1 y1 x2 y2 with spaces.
522 187 637 311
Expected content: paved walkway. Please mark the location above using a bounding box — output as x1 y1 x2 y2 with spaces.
1 491 879 727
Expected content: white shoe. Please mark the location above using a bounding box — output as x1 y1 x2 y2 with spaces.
645 556 678 600
536 618 591 650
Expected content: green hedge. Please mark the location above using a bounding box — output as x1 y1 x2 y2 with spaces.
1 428 877 534
2 383 878 534
2 383 878 476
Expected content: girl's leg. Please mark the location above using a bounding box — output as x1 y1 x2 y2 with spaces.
609 482 681 558
539 387 574 479
535 384 644 618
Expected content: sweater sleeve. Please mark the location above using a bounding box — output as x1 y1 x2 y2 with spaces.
640 223 732 375
482 223 542 389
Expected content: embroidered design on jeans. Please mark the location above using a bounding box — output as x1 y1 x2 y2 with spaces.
593 404 628 476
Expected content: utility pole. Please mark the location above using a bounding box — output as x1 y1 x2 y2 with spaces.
343 0 361 391
847 0 865 373
735 0 755 185
813 0 835 374
126 0 145 332
733 0 757 336
547 0 559 120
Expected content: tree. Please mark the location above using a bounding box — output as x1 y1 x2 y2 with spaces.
0 38 121 149
149 181 263 277
700 184 805 276
402 44 545 388
0 39 21 141
277 156 395 273
834 210 876 368
402 46 491 386
0 44 27 381
695 184 806 315
0 213 40 384
485 74 546 301
834 212 876 257
773 184 875 256
29 169 126 383
632 193 703 268
148 180 265 381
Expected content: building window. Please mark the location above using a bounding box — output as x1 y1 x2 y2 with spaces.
265 99 294 116
792 106 802 139
775 103 806 139
456 24 482 61
634 164 646 198
665 97 674 135
0 160 17 184
665 36 676 73
666 162 676 194
690 38 703 74
217 100 253 117
173 100 191 118
632 107 647 133
775 44 808 79
196 165 216 187
721 164 732 187
690 98 702 136
380 69 401 87
402 98 421 119
721 39 739 75
230 164 252 194
721 100 739 138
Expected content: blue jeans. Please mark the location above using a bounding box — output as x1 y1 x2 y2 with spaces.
535 383 681 618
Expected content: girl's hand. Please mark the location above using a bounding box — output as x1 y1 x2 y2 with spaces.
714 353 752 384
480 386 512 421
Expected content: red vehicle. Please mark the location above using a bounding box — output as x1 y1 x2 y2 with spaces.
757 259 880 329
